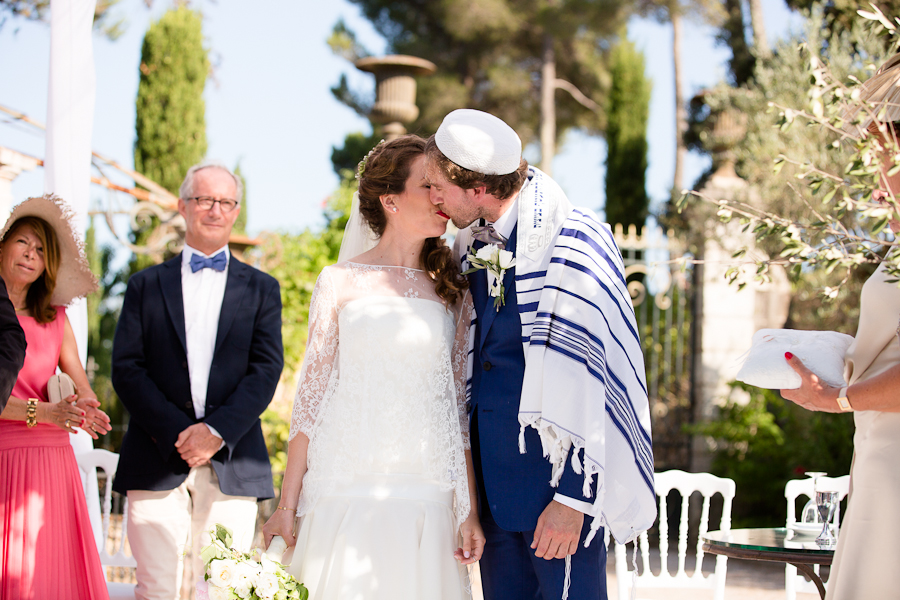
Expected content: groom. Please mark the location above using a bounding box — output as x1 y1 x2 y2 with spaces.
426 109 656 599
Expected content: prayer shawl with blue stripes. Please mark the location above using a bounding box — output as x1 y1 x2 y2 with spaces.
455 167 656 546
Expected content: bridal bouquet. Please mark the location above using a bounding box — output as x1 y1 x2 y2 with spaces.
464 244 516 311
197 524 308 600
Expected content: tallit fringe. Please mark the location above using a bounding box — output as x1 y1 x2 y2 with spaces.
519 417 612 548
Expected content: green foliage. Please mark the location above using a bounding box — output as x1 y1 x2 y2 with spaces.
682 7 900 296
257 178 351 378
233 161 248 236
256 178 354 486
717 0 755 86
604 34 651 231
334 0 632 140
134 5 208 196
786 0 900 42
131 5 209 274
0 0 125 39
85 218 128 451
691 383 853 527
331 132 381 178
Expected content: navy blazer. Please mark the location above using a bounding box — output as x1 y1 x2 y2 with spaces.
111 254 283 500
469 227 596 531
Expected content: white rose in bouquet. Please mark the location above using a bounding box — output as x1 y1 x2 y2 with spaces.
208 559 237 588
206 584 235 600
233 562 259 599
255 573 280 600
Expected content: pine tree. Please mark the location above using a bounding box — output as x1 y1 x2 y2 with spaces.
604 36 651 232
331 0 629 157
134 5 208 196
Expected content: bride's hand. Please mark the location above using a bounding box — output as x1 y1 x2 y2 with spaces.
263 507 297 549
455 511 485 565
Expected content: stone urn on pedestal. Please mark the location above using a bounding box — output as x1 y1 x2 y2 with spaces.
354 55 437 140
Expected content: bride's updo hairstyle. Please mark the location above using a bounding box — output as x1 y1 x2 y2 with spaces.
356 135 468 306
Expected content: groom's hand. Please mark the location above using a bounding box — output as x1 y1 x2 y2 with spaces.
531 500 584 560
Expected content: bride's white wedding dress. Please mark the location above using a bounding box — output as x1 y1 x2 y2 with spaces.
287 262 473 600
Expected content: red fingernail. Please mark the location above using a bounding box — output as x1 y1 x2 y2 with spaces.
785 352 793 360
81 419 86 426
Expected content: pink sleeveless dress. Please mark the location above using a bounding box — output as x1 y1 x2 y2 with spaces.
0 307 109 600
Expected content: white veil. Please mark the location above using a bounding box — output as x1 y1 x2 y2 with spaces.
338 191 380 262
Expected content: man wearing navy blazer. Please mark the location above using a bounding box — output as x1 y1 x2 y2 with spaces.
112 162 283 600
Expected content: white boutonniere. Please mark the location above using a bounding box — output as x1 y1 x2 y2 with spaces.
463 244 516 311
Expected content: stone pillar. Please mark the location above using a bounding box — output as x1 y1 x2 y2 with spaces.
690 167 792 473
0 147 41 220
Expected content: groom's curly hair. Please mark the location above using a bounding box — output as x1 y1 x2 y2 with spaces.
423 136 528 201
357 135 468 307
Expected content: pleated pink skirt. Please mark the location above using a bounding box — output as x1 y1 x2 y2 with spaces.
0 420 109 600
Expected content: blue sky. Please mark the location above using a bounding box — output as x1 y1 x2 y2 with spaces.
1 0 801 236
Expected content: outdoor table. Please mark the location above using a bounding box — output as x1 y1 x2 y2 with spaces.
702 527 835 599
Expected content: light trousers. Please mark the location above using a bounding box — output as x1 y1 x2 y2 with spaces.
127 464 258 600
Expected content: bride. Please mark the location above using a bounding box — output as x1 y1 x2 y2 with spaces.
263 135 484 599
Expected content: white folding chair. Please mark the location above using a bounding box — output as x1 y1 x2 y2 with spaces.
75 449 138 600
784 475 850 600
614 469 736 600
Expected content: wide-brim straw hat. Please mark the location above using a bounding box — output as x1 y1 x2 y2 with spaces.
0 195 98 306
843 53 900 138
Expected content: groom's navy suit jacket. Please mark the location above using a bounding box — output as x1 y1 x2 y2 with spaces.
469 226 596 532
111 254 283 500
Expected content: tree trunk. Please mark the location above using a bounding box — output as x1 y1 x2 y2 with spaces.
747 0 769 58
540 33 556 175
672 6 685 193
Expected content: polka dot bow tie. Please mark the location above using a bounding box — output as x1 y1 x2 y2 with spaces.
190 252 227 273
471 222 507 246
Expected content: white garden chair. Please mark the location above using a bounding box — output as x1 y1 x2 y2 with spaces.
75 449 138 600
614 469 736 600
784 475 850 600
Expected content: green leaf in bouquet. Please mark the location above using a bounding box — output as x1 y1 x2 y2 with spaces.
215 523 234 548
199 544 223 571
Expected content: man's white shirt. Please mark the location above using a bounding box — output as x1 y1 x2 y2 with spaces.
181 244 229 442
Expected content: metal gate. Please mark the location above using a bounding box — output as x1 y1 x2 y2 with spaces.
614 223 693 471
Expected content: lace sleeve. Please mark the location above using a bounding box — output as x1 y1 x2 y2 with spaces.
452 291 475 450
289 268 340 441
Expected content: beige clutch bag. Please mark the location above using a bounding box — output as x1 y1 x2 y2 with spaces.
47 373 77 404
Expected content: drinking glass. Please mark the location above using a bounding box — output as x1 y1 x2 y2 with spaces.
815 490 839 545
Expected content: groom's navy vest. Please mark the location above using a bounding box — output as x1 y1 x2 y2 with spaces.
469 224 591 532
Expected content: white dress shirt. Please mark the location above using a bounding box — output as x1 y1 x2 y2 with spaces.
181 244 229 441
489 197 596 517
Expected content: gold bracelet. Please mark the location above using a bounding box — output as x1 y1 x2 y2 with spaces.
26 398 38 428
275 506 296 513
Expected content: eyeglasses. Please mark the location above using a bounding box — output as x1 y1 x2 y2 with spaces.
185 196 240 213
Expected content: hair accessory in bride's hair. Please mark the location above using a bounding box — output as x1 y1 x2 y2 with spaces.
355 139 386 182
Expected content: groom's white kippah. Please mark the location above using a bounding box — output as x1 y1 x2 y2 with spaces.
435 109 522 175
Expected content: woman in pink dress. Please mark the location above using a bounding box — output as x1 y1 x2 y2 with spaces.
0 196 112 599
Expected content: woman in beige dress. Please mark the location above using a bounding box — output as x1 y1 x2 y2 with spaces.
781 54 900 600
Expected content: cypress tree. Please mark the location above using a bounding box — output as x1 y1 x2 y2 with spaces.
233 161 248 236
134 5 208 195
604 35 651 232
132 5 208 270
